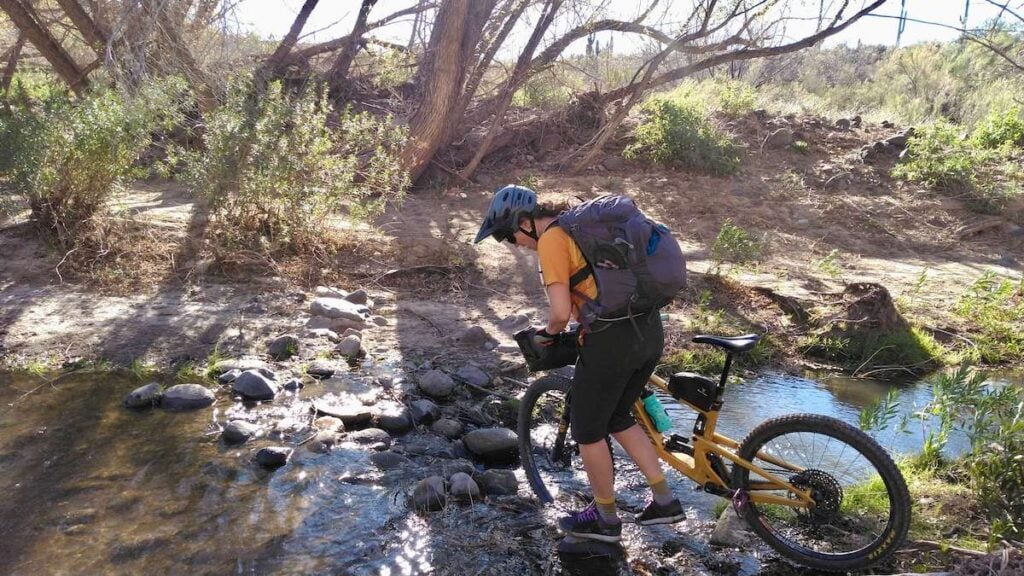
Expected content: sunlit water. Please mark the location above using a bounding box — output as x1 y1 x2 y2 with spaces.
0 367 1018 574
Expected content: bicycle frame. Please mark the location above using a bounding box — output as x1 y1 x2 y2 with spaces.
634 356 815 510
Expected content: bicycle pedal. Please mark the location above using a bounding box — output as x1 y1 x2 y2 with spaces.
664 434 693 455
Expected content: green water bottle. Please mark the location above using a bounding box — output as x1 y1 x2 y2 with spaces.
641 389 672 433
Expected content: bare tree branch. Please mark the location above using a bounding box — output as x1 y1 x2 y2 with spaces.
262 0 319 75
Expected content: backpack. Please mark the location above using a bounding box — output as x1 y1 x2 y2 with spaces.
555 194 687 328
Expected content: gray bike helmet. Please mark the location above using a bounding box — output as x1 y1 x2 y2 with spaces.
474 185 538 243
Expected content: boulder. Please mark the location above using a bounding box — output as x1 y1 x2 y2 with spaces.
455 326 497 349
448 472 481 502
312 402 372 428
462 428 518 464
267 334 300 360
409 399 441 425
430 418 464 439
418 370 455 398
370 451 414 471
232 370 279 401
335 336 363 359
161 384 215 411
222 420 259 444
123 382 162 409
455 365 490 388
282 378 303 391
376 408 414 434
310 297 370 323
410 476 447 512
306 360 340 379
254 447 292 468
710 506 755 547
217 369 242 385
344 289 370 305
835 118 851 131
212 359 270 375
348 428 392 449
765 128 794 149
477 469 519 496
314 416 344 433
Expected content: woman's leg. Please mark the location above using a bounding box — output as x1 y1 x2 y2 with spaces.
611 424 665 480
579 439 616 501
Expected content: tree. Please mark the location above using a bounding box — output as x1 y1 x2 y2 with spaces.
0 0 88 94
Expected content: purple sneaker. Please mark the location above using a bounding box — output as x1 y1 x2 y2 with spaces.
557 503 622 543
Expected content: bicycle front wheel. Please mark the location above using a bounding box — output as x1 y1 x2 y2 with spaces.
733 414 911 572
517 375 588 504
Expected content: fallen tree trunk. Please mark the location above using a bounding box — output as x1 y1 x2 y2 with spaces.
0 0 88 95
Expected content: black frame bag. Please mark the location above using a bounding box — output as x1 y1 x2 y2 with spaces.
514 327 579 372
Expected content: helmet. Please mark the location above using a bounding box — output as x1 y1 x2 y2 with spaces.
474 185 538 243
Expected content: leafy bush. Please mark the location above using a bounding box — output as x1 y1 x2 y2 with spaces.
954 272 1024 364
180 79 408 252
2 81 181 247
709 219 762 271
893 121 977 192
972 107 1024 150
624 93 741 175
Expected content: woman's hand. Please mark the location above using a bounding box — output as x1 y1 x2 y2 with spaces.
544 282 572 334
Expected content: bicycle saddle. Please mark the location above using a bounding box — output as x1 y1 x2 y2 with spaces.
692 333 761 353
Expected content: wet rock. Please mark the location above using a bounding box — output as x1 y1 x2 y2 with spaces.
455 325 497 349
213 359 270 375
462 427 518 464
430 418 464 439
376 408 414 434
448 472 481 502
371 316 389 327
123 382 162 409
409 399 441 425
835 118 851 131
222 420 259 444
344 289 370 305
254 446 292 468
400 434 457 459
477 469 519 496
765 127 794 149
282 378 303 391
161 384 215 411
307 430 340 453
710 506 755 547
410 476 446 512
305 360 340 379
418 370 455 398
232 370 279 401
455 365 490 388
370 451 414 471
303 328 341 343
335 336 363 359
314 416 344 432
310 297 370 323
268 334 300 360
313 401 372 428
349 428 391 449
217 369 242 385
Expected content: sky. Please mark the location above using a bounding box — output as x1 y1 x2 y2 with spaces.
234 0 1019 54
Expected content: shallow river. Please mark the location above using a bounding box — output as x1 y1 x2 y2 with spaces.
0 367 1018 575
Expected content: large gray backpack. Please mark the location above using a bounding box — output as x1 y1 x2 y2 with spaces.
555 194 686 328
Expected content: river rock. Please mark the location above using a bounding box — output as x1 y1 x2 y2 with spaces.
217 369 242 385
310 297 370 323
455 365 490 388
371 316 389 327
835 118 851 131
400 434 457 459
313 401 372 428
222 420 259 444
455 326 497 349
161 384 215 411
710 506 754 547
349 428 391 449
477 469 519 496
418 370 455 398
254 446 292 468
303 328 341 343
410 476 446 512
213 359 271 375
462 428 518 464
268 334 300 360
307 430 340 453
430 418 464 439
232 370 279 401
342 328 362 339
344 289 369 305
370 451 414 471
282 378 303 391
409 399 441 425
376 408 414 434
314 416 344 433
448 472 481 502
306 315 364 333
123 382 162 409
306 360 340 379
765 127 794 148
336 336 363 359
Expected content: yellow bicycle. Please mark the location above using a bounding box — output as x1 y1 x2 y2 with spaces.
517 333 911 572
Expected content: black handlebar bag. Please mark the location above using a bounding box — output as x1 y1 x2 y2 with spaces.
514 327 580 372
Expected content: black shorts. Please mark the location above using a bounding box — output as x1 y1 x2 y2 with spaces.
569 313 664 445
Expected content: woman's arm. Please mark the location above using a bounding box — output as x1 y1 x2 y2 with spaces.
545 282 572 334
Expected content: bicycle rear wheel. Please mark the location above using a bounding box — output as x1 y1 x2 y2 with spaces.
732 414 911 572
517 375 585 504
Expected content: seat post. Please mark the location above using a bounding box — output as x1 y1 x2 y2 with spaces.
718 353 734 393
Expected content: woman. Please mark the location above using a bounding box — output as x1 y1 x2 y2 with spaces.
474 184 685 543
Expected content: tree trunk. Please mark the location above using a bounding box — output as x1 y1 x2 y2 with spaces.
0 0 88 94
54 0 107 55
328 0 378 94
1 31 25 94
401 0 495 183
261 0 319 77
144 0 216 114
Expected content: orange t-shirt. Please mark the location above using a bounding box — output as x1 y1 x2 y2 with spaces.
537 226 598 318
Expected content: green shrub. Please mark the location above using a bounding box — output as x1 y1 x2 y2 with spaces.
709 219 762 270
180 78 408 252
624 93 741 175
892 121 977 192
1 82 179 247
954 272 1024 364
971 106 1024 150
